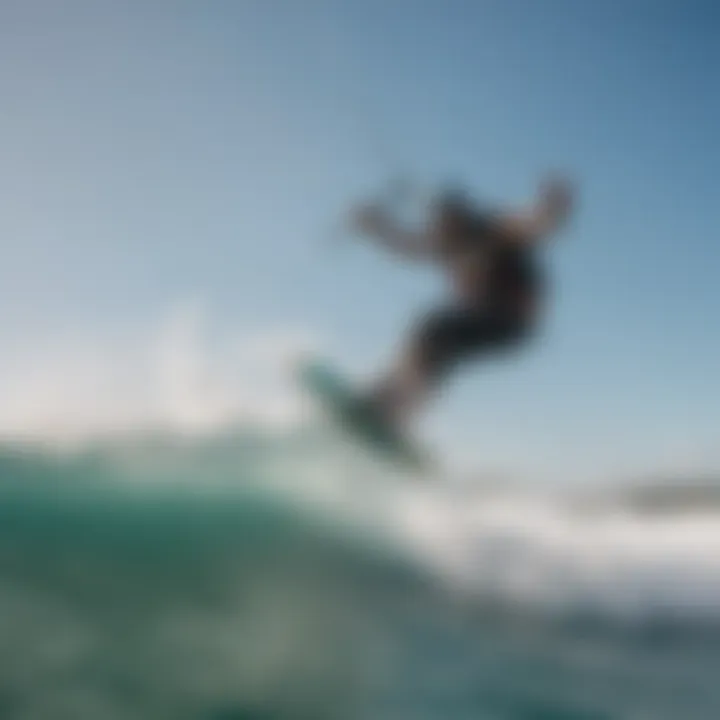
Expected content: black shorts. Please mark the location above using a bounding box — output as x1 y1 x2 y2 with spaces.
410 306 531 381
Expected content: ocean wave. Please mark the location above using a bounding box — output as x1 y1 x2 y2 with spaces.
2 432 720 718
3 433 720 629
0 435 423 720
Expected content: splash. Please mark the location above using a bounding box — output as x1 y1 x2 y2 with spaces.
0 303 318 443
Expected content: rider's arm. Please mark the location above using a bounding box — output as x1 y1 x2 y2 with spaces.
494 177 575 245
352 204 433 261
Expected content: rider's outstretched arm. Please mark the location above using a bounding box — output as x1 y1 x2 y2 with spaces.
351 204 433 261
495 176 575 245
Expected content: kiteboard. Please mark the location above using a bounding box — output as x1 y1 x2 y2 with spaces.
297 358 431 473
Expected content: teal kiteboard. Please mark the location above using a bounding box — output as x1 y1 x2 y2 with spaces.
297 359 431 473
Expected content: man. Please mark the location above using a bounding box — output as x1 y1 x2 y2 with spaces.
351 175 575 430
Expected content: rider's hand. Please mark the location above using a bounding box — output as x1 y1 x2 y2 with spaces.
539 174 575 221
351 203 389 235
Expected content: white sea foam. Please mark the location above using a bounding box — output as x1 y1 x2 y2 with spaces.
389 483 720 622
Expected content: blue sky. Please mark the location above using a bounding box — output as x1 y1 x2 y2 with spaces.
0 1 717 482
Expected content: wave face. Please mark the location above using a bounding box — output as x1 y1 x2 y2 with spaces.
2 433 720 720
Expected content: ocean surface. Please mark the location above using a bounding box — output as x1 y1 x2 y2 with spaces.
1 428 720 720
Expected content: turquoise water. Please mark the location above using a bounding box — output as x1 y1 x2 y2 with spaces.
1 434 719 719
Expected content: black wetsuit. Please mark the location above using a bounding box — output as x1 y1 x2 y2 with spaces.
412 212 543 381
